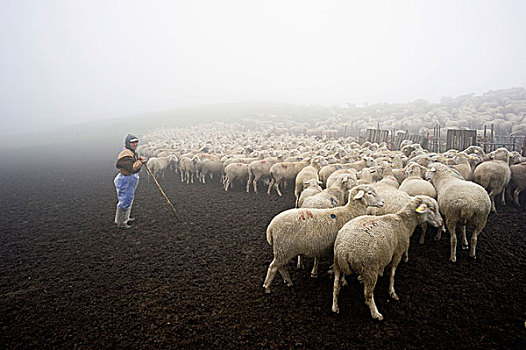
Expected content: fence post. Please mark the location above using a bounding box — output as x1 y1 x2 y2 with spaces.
491 124 494 151
483 125 487 153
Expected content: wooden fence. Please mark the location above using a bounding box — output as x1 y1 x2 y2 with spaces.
364 129 389 144
341 124 525 154
446 129 477 151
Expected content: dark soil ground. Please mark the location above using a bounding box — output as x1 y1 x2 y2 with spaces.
1 158 525 349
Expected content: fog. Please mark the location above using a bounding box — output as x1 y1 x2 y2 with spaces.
1 0 526 137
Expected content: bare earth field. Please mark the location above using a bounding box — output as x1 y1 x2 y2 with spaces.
1 157 525 349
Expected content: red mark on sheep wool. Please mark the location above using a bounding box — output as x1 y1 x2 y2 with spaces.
362 220 378 236
298 211 314 221
282 164 288 169
260 161 266 164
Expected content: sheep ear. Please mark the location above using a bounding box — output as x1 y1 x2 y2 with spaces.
353 190 365 200
428 167 437 172
415 203 428 213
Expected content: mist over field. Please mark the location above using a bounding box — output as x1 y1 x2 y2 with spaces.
1 0 525 157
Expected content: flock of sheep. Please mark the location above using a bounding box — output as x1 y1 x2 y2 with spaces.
138 119 525 321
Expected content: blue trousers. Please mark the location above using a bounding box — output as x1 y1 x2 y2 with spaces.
114 173 140 209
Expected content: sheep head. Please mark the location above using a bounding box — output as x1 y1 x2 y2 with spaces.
413 196 443 228
349 185 384 208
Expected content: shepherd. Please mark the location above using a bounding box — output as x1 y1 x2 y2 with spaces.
114 134 147 229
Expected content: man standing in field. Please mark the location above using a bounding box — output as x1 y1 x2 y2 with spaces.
114 134 147 229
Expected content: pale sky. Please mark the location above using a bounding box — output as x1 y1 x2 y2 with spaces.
1 0 525 134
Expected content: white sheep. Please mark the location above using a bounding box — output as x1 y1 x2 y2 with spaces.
473 148 512 213
399 162 438 244
331 196 443 319
507 162 526 206
146 155 178 180
294 156 328 206
426 163 491 262
179 156 200 184
267 159 310 196
198 159 224 183
246 156 283 193
302 174 356 209
263 185 385 293
368 163 411 216
399 163 436 197
297 179 323 208
224 163 250 191
326 168 358 189
318 157 376 185
356 166 384 185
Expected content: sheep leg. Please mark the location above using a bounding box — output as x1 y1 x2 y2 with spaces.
513 188 522 207
500 189 506 206
253 177 259 193
447 219 458 263
278 267 293 287
389 256 403 301
275 181 283 196
341 274 348 286
294 186 300 207
311 257 319 278
267 178 276 196
224 178 230 191
263 259 280 293
461 225 469 250
331 263 343 313
469 225 484 259
296 255 305 270
489 190 497 213
363 272 383 320
419 222 427 245
435 224 446 241
246 174 252 193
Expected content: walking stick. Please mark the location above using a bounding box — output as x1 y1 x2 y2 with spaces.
142 161 182 220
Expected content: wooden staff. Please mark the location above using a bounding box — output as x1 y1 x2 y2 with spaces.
142 161 182 220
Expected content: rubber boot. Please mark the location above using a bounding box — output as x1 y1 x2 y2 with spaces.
125 208 135 224
115 207 132 229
